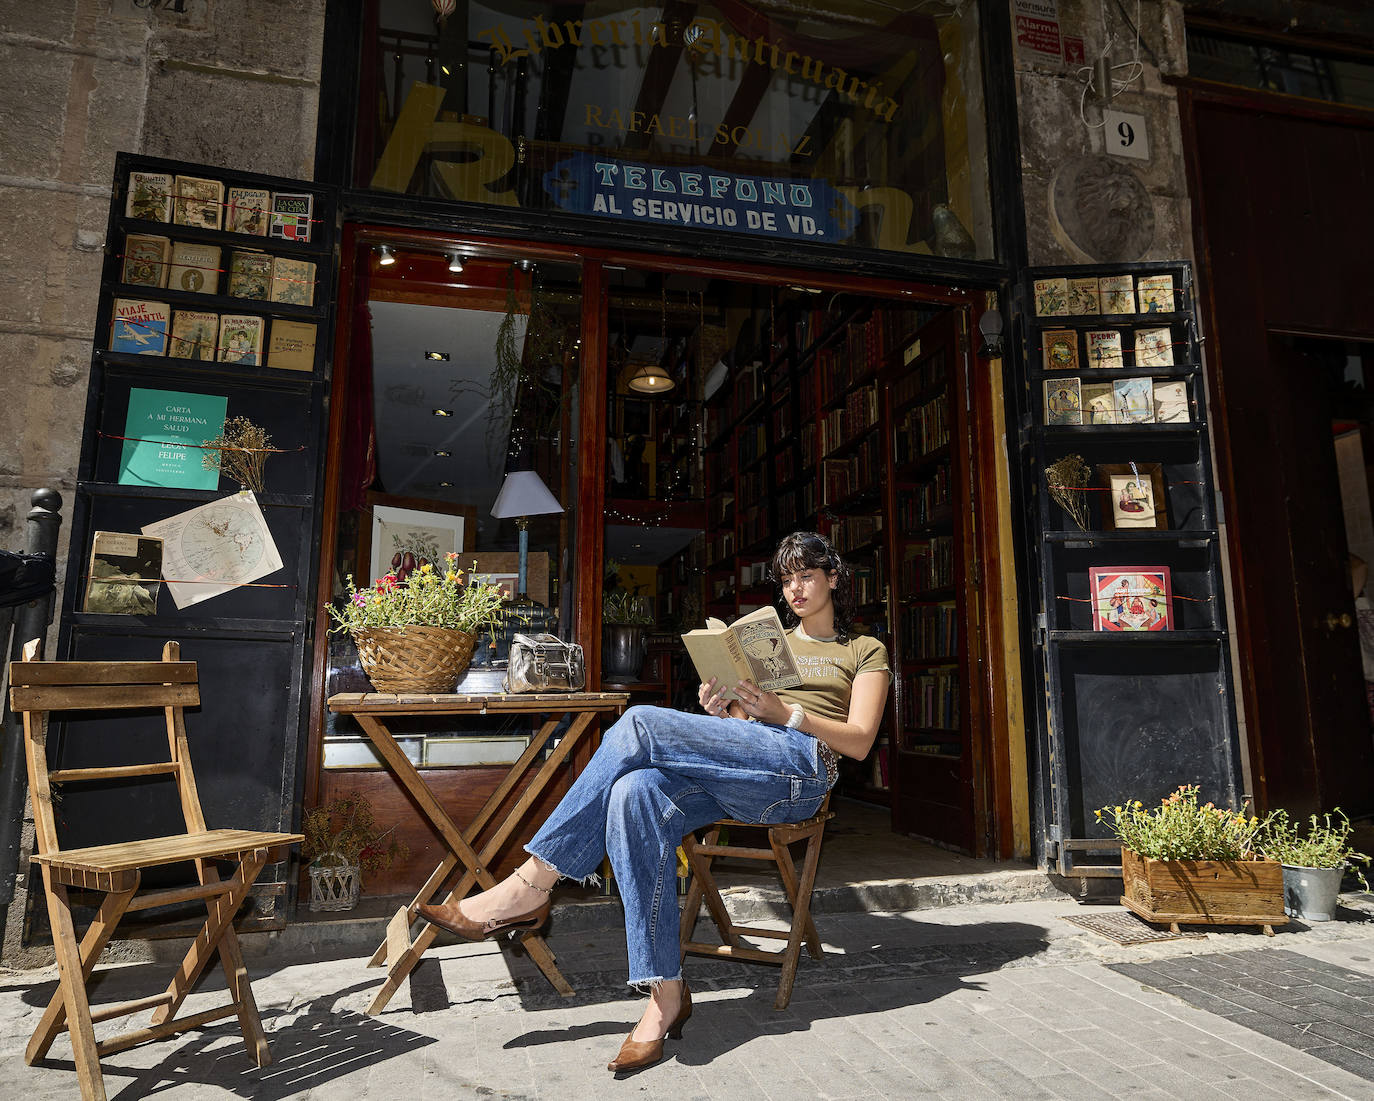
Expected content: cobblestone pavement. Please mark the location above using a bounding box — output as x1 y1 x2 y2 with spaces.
1 896 1373 1099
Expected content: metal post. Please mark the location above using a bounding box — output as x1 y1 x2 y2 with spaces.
0 489 63 940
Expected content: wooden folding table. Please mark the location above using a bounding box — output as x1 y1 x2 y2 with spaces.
326 690 628 1014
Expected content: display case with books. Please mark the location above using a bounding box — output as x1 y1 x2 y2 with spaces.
1017 260 1241 879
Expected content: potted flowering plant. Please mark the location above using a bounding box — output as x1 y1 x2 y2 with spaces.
329 553 506 693
1257 809 1370 922
302 793 407 911
1098 785 1286 934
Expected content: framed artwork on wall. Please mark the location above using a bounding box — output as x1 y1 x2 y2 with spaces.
370 505 465 583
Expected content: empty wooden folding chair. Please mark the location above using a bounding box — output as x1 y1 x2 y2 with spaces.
678 794 834 1010
8 640 302 1101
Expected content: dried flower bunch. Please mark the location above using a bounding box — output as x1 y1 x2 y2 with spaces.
1258 809 1370 886
328 553 506 635
203 415 272 493
302 793 406 876
1097 784 1264 861
1045 453 1092 532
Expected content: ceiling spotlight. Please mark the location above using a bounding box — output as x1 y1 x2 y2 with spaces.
448 251 465 273
432 408 453 417
433 449 452 457
517 258 533 272
439 480 454 487
378 244 396 266
424 350 449 361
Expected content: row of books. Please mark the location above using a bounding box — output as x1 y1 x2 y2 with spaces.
1044 377 1190 427
821 434 882 506
109 299 315 371
819 383 879 456
901 668 960 730
775 482 815 531
738 503 769 549
902 601 959 660
897 469 952 530
739 560 770 588
1041 326 1174 372
893 348 947 408
122 234 316 306
901 536 955 593
126 169 314 242
830 514 882 555
737 468 765 511
737 422 767 470
894 395 950 465
852 563 884 606
1033 272 1174 317
773 447 796 489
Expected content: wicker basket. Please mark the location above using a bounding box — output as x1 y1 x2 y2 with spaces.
353 626 478 693
308 860 361 912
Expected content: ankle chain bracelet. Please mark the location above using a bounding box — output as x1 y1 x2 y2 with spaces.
515 869 553 894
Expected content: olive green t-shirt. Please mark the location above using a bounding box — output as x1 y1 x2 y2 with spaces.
774 628 890 723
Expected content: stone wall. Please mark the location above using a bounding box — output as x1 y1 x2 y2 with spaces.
0 0 325 601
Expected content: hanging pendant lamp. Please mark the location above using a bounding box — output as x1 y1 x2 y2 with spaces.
627 287 675 395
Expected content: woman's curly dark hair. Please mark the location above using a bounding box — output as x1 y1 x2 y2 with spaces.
768 531 854 642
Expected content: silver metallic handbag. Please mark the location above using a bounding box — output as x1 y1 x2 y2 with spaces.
504 633 585 693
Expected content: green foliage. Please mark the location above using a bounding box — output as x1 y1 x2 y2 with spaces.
328 555 506 634
1258 809 1371 886
302 793 407 877
603 589 654 625
1097 785 1264 861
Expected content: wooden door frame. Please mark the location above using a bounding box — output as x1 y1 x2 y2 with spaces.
306 227 1020 858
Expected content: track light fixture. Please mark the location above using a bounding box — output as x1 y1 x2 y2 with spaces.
377 244 396 266
448 251 464 273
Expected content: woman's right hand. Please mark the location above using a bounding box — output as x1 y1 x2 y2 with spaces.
698 677 731 718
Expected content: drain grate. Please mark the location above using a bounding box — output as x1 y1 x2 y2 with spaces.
1062 909 1208 945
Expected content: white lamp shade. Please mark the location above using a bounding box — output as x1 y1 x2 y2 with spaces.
491 470 564 519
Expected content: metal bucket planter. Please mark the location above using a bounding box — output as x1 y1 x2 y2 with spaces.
602 624 647 681
1282 863 1344 922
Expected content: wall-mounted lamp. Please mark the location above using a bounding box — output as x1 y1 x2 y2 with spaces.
448 251 464 273
377 244 396 266
977 308 1004 359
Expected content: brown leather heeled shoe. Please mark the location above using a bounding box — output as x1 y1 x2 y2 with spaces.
417 897 551 942
606 983 693 1075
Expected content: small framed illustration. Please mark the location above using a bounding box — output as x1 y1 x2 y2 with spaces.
1033 277 1069 316
370 504 466 583
1081 381 1117 424
1088 566 1172 631
1044 378 1082 425
1113 377 1155 423
1041 329 1080 371
1097 462 1168 530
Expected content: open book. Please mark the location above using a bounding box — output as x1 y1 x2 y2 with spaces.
681 606 802 700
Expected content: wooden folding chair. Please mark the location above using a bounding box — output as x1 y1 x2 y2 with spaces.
678 794 833 1010
8 640 302 1101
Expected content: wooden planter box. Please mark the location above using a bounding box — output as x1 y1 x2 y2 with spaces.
1120 847 1287 935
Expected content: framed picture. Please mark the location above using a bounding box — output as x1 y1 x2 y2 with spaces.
1098 463 1168 530
1088 566 1172 631
470 571 520 600
370 505 465 583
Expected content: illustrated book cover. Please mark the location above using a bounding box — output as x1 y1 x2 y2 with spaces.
1136 274 1175 313
84 531 163 615
1099 462 1168 531
225 186 270 235
121 233 171 288
1042 329 1080 371
117 387 227 491
1067 277 1101 315
1134 326 1174 368
681 605 802 700
125 171 173 222
1098 274 1135 315
168 309 220 361
1113 377 1155 423
1088 566 1172 631
109 298 170 355
167 241 221 294
142 490 283 609
1032 277 1069 317
216 314 264 365
1153 380 1190 423
1081 381 1117 424
270 256 316 306
265 319 316 372
227 250 273 300
1043 378 1082 426
269 192 313 243
172 175 224 231
1085 329 1124 369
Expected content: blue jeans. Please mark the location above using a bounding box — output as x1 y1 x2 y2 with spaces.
525 705 831 986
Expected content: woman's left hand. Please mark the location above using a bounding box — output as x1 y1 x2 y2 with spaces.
734 679 787 725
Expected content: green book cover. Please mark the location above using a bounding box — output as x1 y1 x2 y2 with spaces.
117 388 227 490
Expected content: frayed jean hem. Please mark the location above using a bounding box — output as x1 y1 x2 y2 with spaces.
628 974 683 992
524 845 602 889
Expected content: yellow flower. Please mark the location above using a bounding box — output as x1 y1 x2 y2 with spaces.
419 562 434 575
1134 801 1142 809
446 572 458 583
1095 809 1102 819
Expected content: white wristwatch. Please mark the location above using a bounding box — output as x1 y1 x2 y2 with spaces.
785 704 806 729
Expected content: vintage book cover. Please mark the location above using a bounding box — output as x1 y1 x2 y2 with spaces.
168 309 220 361
1041 329 1080 371
217 314 265 365
270 256 316 306
1098 274 1135 314
1081 381 1117 424
117 387 227 490
225 186 270 235
1033 277 1069 317
1136 273 1175 314
1089 566 1172 631
1134 326 1174 368
1067 277 1101 315
109 298 170 355
1043 378 1082 426
84 531 163 615
1085 329 1124 369
681 605 802 700
1153 380 1190 423
1113 377 1155 423
172 175 224 231
167 241 222 294
125 171 173 222
265 319 316 372
270 192 313 243
227 250 273 300
121 233 171 288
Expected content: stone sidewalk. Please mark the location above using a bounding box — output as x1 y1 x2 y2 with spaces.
2 896 1373 1099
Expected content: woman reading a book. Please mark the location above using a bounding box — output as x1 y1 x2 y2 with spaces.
419 530 889 1074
